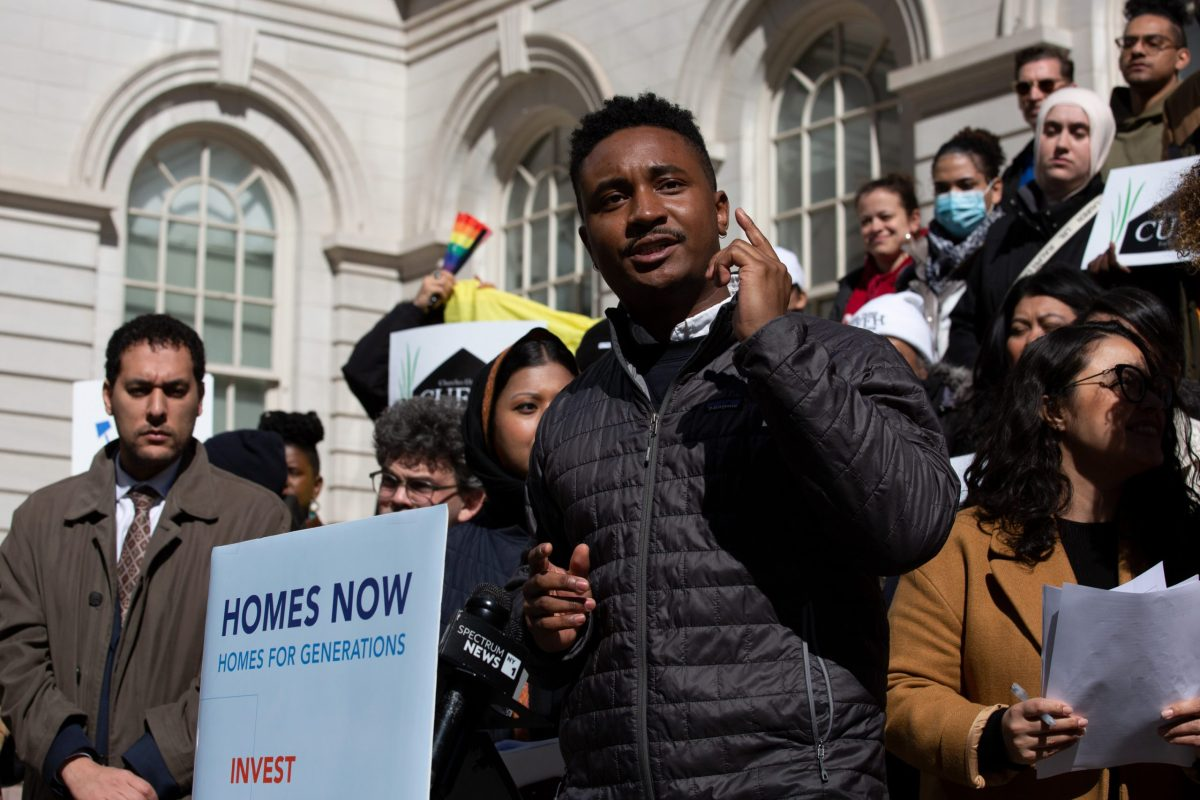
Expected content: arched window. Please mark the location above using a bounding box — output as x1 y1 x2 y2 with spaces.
773 19 901 315
502 129 596 315
124 139 278 432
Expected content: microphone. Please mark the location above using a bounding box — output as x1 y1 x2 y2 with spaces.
430 584 532 798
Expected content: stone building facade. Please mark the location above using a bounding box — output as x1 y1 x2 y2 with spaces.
0 0 1142 532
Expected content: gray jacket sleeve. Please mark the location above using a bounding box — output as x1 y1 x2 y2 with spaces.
733 313 958 575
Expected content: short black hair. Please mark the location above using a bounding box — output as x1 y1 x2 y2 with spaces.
105 313 205 387
373 396 481 491
259 410 325 475
1014 45 1075 82
569 93 717 197
933 127 1007 182
1125 0 1189 46
854 173 919 216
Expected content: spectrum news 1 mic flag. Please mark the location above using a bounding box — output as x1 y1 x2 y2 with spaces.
192 505 449 799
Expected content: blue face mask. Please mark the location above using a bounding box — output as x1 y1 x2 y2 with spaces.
934 190 988 239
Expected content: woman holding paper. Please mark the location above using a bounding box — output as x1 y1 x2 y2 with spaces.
886 322 1200 798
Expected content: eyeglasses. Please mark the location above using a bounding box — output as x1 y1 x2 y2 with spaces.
369 469 458 506
1062 364 1172 405
1014 78 1064 96
1115 35 1182 54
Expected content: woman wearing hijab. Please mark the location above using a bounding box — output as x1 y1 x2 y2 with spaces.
946 87 1116 368
441 328 579 626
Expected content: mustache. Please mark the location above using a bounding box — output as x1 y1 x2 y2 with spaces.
137 426 173 436
621 227 687 258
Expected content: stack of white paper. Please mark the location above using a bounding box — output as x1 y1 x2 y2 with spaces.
1037 562 1200 778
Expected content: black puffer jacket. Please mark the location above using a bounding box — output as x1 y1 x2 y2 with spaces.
525 305 958 799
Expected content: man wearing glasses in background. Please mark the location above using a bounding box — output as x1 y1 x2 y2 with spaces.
370 396 508 629
1107 0 1191 172
1000 45 1075 203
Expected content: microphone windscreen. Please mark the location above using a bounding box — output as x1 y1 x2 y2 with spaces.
470 583 512 611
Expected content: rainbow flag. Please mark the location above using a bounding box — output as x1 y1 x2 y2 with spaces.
441 212 491 274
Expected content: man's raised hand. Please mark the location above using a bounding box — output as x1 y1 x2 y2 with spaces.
706 207 791 341
522 542 594 654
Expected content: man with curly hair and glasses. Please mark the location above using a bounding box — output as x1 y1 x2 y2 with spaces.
371 396 512 629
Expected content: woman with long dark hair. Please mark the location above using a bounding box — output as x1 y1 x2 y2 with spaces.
887 323 1200 798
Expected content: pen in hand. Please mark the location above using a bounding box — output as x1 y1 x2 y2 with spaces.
1011 682 1056 728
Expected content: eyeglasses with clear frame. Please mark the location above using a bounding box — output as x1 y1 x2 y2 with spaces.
1062 363 1172 406
1114 35 1182 54
369 469 458 506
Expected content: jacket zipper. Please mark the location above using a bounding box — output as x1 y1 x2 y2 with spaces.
636 406 664 799
614 309 727 800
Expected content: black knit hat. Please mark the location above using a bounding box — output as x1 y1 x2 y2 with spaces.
204 430 288 496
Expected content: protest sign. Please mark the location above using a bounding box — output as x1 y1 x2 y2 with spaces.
1081 155 1200 268
387 320 542 406
70 375 214 475
193 505 448 798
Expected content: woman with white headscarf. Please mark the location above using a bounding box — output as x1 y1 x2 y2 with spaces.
944 87 1116 368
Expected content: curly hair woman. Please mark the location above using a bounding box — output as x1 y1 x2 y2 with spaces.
886 322 1200 799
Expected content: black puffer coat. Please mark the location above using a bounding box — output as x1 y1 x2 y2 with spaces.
524 305 958 799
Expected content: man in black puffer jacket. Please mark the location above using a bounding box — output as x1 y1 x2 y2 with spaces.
519 94 958 799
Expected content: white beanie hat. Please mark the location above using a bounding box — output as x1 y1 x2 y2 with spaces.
774 247 805 289
847 291 934 365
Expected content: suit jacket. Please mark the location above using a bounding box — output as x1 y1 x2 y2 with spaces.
0 441 291 799
886 509 1196 799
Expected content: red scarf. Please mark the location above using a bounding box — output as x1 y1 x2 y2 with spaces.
842 254 911 321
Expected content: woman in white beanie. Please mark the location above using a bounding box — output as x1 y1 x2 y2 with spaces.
944 87 1115 369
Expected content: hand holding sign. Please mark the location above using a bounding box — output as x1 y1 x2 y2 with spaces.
706 208 791 341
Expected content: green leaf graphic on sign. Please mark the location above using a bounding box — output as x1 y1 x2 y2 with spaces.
396 344 420 399
1109 179 1144 243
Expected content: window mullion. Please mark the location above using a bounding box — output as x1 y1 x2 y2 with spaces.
233 228 245 368
155 213 167 313
226 380 235 434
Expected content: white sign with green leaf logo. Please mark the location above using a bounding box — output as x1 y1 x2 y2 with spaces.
1082 155 1200 268
387 320 543 406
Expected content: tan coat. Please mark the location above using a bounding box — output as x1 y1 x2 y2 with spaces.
887 509 1195 799
0 442 291 799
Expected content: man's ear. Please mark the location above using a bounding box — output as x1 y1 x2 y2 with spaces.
454 488 486 524
1041 394 1067 433
1176 46 1191 73
102 381 113 416
715 190 729 236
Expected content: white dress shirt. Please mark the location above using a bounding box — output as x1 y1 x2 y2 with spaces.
113 457 181 561
669 293 733 342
